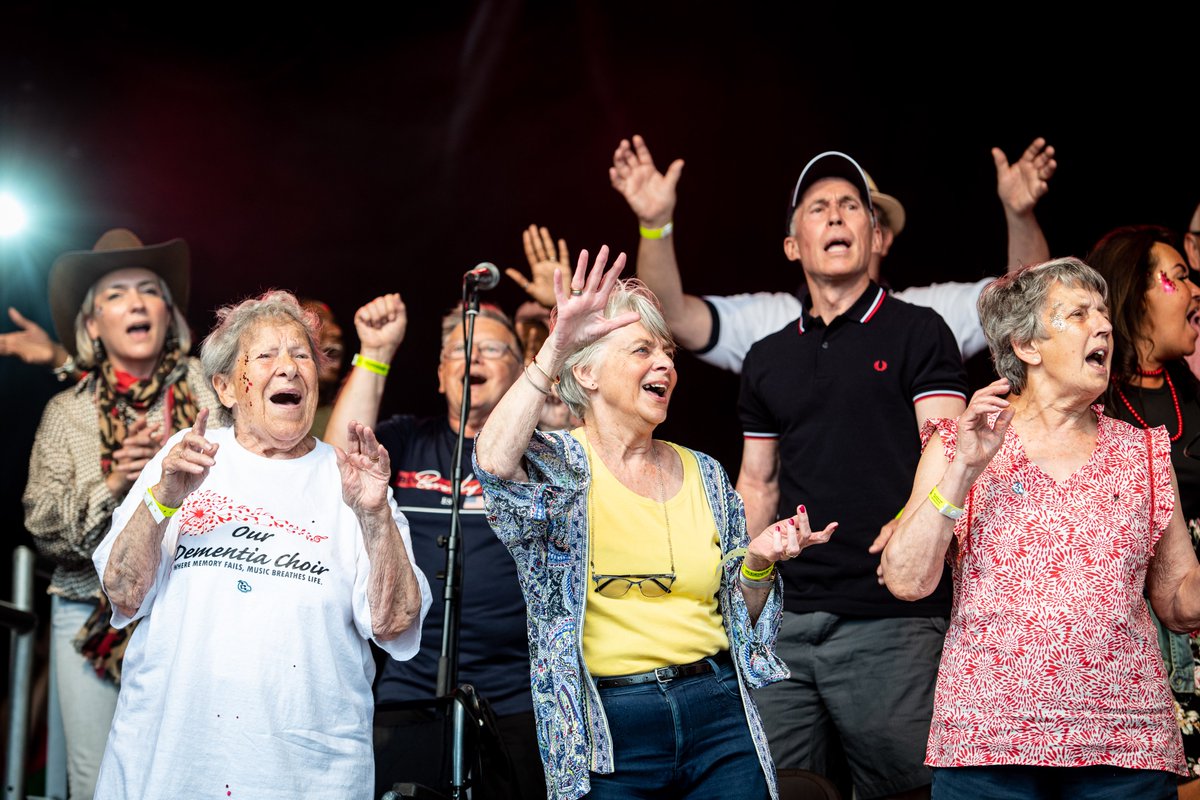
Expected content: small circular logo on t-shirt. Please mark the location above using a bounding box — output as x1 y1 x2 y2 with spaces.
237 580 252 593
873 360 888 372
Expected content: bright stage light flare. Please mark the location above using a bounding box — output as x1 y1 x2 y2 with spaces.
0 192 29 237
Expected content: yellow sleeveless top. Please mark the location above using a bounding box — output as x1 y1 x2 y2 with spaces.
573 430 729 676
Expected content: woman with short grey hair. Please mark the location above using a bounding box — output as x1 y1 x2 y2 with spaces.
92 289 430 798
198 290 327 425
976 257 1108 394
884 257 1200 797
474 247 832 800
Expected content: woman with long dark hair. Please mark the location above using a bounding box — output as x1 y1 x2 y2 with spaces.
1090 225 1200 793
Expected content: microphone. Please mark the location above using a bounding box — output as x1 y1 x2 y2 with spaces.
463 262 500 291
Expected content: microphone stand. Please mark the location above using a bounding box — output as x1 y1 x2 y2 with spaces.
384 268 503 800
432 277 482 800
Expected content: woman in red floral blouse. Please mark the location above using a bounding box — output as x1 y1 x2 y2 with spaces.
882 257 1200 799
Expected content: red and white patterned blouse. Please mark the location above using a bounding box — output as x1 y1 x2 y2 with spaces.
922 409 1186 774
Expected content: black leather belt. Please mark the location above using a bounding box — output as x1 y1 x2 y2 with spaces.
595 651 731 689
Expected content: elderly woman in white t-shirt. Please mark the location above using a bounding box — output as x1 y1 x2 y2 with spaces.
92 290 430 799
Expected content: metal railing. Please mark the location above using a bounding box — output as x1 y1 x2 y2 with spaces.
5 546 65 800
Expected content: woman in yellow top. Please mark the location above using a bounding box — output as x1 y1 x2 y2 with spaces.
474 246 834 800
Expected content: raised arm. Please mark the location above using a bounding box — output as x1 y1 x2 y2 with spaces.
104 409 219 618
0 307 71 369
505 224 569 309
326 293 407 451
337 421 424 640
884 380 1011 600
609 135 711 350
993 137 1056 271
476 246 638 481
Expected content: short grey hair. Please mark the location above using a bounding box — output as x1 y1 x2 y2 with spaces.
555 279 674 421
73 276 192 369
200 290 328 425
977 257 1108 395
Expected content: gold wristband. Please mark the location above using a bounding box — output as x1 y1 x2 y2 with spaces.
352 353 390 376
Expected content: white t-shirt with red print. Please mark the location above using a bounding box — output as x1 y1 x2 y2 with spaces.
92 425 431 799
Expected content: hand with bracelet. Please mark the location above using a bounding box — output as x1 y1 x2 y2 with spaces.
152 407 219 510
609 134 683 233
742 503 837 590
352 292 407 369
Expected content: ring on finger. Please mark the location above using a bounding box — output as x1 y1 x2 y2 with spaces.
570 288 584 296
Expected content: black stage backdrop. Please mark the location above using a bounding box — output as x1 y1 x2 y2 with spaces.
1 4 1197 609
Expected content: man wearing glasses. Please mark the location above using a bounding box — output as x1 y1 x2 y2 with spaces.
325 295 542 798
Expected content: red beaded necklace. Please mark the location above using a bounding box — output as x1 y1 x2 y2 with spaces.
1117 367 1183 442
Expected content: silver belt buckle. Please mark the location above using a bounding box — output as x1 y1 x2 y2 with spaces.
654 665 676 683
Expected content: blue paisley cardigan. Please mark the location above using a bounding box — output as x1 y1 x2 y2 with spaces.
473 430 788 800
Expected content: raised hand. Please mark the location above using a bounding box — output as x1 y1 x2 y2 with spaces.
745 504 837 571
609 135 684 228
993 137 1056 216
155 408 218 509
0 307 65 367
506 225 568 308
547 246 640 361
335 421 391 516
956 378 1013 476
353 293 407 361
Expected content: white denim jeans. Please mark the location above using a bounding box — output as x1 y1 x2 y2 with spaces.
51 595 120 800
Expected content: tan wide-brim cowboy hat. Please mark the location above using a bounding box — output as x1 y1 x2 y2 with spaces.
49 228 190 357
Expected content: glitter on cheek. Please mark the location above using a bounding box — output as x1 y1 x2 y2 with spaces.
1050 313 1067 332
1159 271 1177 293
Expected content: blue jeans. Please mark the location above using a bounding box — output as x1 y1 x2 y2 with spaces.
931 765 1176 800
584 656 770 799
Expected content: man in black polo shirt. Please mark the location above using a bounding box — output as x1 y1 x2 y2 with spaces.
325 294 543 798
739 152 968 800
